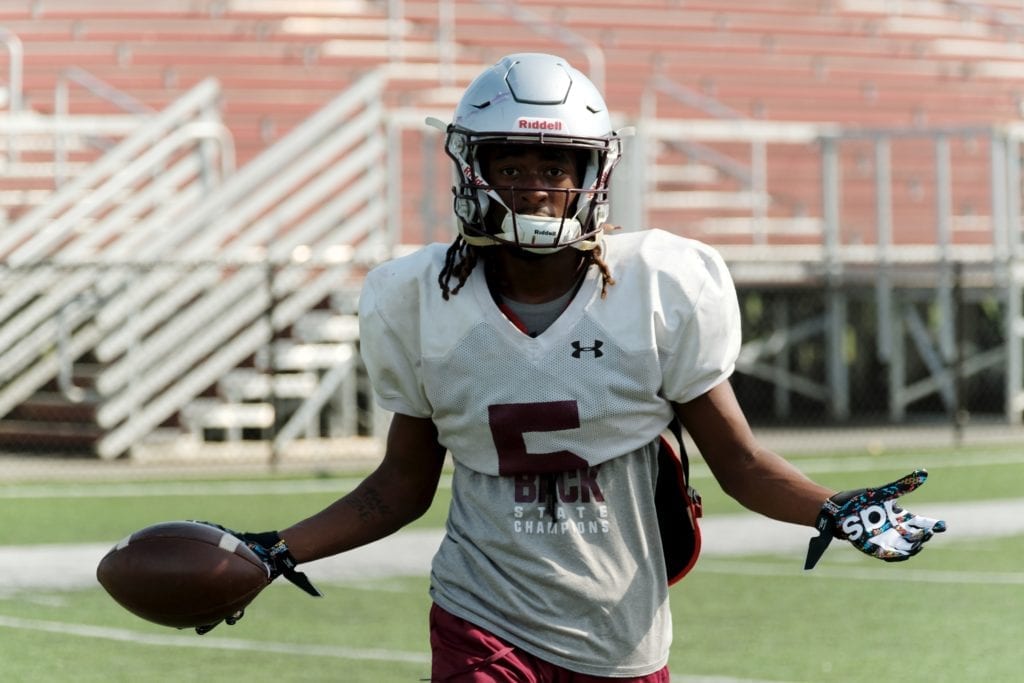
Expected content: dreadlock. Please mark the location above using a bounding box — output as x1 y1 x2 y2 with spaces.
438 236 478 300
438 236 617 300
590 242 616 298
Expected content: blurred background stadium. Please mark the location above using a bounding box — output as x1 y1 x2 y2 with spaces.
2 0 1024 473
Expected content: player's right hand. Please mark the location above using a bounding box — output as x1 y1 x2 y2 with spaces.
189 521 322 635
804 470 946 569
233 529 323 597
194 608 244 635
191 521 322 595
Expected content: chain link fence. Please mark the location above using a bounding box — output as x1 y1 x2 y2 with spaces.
0 259 390 471
0 254 1015 480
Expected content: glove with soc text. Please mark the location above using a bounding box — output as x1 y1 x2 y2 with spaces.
804 469 946 570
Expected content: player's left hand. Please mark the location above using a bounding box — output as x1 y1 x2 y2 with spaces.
804 469 946 570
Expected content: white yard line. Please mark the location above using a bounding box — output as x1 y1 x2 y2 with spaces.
0 614 778 683
1 448 1019 679
0 500 1020 680
0 614 429 663
1 499 1021 593
697 560 1024 584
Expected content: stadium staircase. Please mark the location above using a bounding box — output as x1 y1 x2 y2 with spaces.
0 0 478 458
2 0 1024 456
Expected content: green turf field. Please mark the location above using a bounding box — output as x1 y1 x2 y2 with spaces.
1 443 1022 682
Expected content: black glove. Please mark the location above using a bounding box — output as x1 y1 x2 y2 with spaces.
804 469 947 570
191 522 322 635
194 609 245 636
231 529 323 597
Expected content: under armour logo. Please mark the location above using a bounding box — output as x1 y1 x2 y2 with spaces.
571 340 604 358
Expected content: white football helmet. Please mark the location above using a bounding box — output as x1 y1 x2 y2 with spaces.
430 53 625 254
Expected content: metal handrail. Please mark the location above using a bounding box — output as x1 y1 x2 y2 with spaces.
0 27 22 113
639 80 801 246
57 66 154 116
0 26 23 163
0 80 229 423
0 78 223 263
88 70 394 456
53 66 157 186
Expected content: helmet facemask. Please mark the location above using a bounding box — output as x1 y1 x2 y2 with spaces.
445 130 621 254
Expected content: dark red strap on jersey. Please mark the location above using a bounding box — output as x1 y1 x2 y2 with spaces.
655 421 703 585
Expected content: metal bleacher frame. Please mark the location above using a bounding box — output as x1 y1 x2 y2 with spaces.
2 0 1024 460
0 44 483 458
620 116 1022 425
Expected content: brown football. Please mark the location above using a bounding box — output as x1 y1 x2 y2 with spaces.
96 520 270 628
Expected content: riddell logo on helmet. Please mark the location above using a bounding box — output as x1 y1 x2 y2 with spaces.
517 118 564 131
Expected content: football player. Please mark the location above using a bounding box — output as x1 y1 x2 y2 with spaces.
212 54 946 681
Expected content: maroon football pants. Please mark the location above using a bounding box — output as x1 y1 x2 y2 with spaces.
429 603 671 682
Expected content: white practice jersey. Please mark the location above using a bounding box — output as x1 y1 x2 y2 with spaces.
358 228 741 675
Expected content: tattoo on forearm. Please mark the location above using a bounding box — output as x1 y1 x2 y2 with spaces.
350 487 392 522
